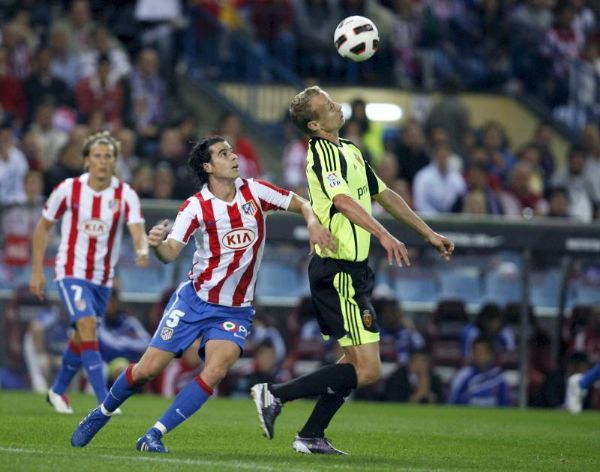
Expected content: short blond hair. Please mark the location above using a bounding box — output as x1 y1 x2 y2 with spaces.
82 131 120 158
289 86 323 135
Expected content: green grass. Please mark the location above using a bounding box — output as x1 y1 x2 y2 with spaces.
0 392 599 471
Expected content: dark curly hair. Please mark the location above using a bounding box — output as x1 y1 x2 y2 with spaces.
188 136 225 186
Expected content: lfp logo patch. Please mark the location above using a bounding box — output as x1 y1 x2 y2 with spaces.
327 173 341 188
222 321 238 332
241 200 258 216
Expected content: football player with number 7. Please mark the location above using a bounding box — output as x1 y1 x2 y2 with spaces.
30 132 149 415
71 135 336 453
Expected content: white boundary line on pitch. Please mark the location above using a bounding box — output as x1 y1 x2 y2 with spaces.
0 446 367 472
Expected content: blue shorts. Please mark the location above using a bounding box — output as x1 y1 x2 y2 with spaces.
56 277 111 325
149 281 254 359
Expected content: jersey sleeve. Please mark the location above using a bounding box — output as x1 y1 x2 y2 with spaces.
41 180 69 222
124 185 145 224
167 197 201 245
365 162 387 195
308 139 351 200
252 179 293 212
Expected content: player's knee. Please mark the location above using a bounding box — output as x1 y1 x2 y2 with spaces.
202 363 228 384
132 363 160 384
356 363 382 387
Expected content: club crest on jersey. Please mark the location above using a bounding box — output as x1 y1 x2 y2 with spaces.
222 228 256 250
362 310 373 328
79 219 108 237
326 173 341 188
241 200 258 216
160 327 174 341
108 198 120 212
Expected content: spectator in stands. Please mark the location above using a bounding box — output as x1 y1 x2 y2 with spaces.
551 146 594 222
516 144 545 197
383 349 443 403
571 307 600 364
51 0 95 56
250 0 296 71
215 111 262 179
390 0 422 87
23 47 74 125
98 288 151 364
461 303 516 363
460 163 503 215
348 98 385 166
245 310 287 366
229 341 284 397
0 119 28 204
49 26 81 88
391 119 430 188
75 53 126 129
282 117 308 197
0 46 27 126
114 128 140 183
27 101 69 171
499 162 549 217
530 121 557 183
413 143 466 215
153 127 196 199
448 336 512 407
479 120 516 183
129 48 165 142
79 25 131 81
570 0 597 39
1 21 32 79
42 140 83 196
152 162 176 200
545 187 571 219
176 114 199 155
582 122 600 206
424 87 470 158
131 163 155 199
341 118 374 164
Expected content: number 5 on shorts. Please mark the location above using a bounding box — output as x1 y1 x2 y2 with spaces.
165 309 185 328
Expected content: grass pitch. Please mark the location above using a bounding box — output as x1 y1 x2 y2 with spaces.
0 391 598 471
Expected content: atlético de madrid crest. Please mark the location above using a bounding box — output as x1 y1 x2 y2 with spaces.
108 198 121 212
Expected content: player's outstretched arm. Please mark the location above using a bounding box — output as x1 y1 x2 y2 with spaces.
148 219 184 263
30 218 54 300
374 188 454 260
128 222 150 267
332 193 411 266
287 194 337 256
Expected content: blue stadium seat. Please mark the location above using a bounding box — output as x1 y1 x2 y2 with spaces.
255 261 300 298
530 269 561 308
392 269 438 304
483 269 522 305
438 268 482 305
118 263 175 295
572 279 600 306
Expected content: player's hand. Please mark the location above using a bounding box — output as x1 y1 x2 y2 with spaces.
427 232 454 261
29 270 45 301
135 249 149 268
148 219 169 248
307 221 337 256
380 232 410 267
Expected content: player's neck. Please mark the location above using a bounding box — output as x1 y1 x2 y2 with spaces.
87 174 111 192
208 177 236 203
314 130 339 146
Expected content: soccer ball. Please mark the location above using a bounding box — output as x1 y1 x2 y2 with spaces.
334 16 379 62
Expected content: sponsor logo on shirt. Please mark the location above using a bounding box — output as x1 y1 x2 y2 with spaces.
241 200 258 216
222 228 256 250
326 173 341 188
79 219 109 237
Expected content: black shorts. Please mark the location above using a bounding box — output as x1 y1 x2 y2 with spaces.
308 255 380 347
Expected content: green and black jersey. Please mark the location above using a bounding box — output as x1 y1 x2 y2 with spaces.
306 136 386 262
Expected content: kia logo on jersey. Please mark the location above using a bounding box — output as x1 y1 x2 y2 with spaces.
222 228 256 250
79 219 109 237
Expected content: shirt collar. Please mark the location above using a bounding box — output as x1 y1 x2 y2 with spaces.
199 178 246 200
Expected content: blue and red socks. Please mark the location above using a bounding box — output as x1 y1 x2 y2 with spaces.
102 364 140 413
51 339 82 394
580 363 600 390
151 376 213 436
80 341 108 403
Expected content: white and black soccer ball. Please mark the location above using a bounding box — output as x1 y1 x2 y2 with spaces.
334 16 379 62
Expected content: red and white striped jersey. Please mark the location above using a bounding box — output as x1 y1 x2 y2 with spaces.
42 173 144 287
168 178 293 307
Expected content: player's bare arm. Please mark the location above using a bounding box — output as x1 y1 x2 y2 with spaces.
374 188 454 261
29 217 55 300
332 193 411 267
148 219 184 263
287 193 337 256
128 222 150 267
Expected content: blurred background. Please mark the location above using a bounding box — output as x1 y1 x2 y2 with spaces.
0 0 599 410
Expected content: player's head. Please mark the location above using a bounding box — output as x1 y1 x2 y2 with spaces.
289 86 344 136
188 136 239 186
82 131 119 179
